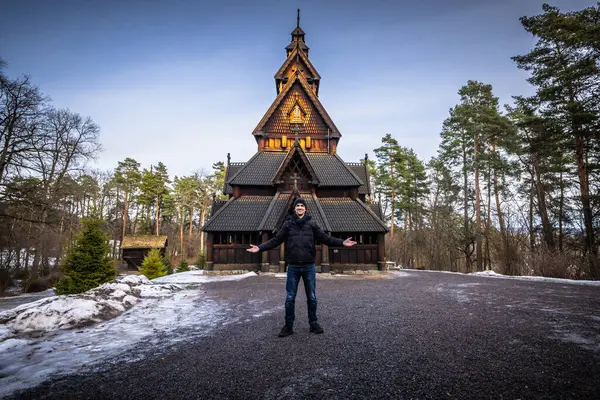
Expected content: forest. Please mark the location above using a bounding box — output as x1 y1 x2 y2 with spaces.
0 3 598 295
370 4 599 280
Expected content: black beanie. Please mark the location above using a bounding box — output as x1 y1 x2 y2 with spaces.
293 198 307 208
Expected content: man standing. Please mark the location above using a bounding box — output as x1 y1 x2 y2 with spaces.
247 197 357 337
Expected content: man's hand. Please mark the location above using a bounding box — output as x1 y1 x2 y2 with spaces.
343 237 357 247
247 244 260 253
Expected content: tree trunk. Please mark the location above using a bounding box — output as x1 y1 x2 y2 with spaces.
486 166 491 270
532 153 554 249
180 208 184 260
390 188 395 239
559 170 564 253
462 146 471 271
155 196 159 235
474 133 482 272
492 140 509 273
575 137 595 256
200 207 207 254
122 191 129 245
529 178 535 251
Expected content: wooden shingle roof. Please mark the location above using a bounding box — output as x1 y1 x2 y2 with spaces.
346 162 371 195
225 148 363 190
202 196 273 232
258 192 293 232
228 152 286 186
223 162 245 194
121 235 168 249
318 198 388 232
305 153 363 187
203 194 388 233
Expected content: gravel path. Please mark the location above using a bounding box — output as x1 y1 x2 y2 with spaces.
7 270 600 400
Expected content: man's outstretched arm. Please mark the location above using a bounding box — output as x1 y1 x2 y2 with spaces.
312 222 357 247
247 222 290 253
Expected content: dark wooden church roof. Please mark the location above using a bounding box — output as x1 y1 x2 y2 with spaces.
203 196 273 232
203 193 388 233
228 152 286 186
346 162 371 195
305 153 363 187
223 149 367 192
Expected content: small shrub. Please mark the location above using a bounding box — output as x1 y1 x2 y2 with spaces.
195 252 206 269
139 249 167 280
178 260 190 272
55 218 117 295
163 256 174 275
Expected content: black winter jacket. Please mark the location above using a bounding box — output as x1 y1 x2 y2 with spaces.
258 213 345 265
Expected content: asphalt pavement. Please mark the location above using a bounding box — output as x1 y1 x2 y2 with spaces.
7 270 600 400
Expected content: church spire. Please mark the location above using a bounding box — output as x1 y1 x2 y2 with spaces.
286 8 309 57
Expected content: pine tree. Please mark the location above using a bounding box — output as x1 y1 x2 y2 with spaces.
55 218 117 295
178 260 190 272
373 133 403 237
512 3 600 269
114 158 141 243
139 248 167 280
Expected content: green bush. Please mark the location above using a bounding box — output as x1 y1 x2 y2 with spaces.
55 218 117 295
195 252 206 269
139 249 167 280
178 260 190 272
163 256 174 275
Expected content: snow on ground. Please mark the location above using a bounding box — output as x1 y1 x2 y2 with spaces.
0 271 259 398
470 270 600 286
401 268 600 286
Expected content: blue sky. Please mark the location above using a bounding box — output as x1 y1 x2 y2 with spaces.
1 0 595 179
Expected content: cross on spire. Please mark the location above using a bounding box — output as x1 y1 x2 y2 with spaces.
297 8 300 28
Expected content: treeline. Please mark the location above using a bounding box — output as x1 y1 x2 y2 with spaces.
0 59 225 293
370 4 599 279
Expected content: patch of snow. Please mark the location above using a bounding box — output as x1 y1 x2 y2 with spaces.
153 271 257 284
470 271 600 286
402 269 600 286
0 270 260 397
0 275 185 338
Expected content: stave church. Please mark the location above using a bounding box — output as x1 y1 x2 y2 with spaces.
202 10 389 272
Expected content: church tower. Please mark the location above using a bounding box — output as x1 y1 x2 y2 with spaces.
252 9 341 155
202 10 388 273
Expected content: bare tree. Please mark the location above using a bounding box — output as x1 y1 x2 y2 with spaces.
0 68 47 187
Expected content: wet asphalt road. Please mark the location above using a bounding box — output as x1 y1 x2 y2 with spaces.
7 270 600 400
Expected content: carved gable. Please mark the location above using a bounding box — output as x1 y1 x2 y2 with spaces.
264 81 328 136
273 143 319 192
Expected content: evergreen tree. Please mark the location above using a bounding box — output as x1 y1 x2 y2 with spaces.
139 248 167 280
178 260 190 272
512 3 600 268
212 161 227 200
373 133 403 236
139 162 171 235
114 158 141 243
162 255 174 275
55 218 117 295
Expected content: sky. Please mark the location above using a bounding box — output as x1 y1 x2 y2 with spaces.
0 0 596 179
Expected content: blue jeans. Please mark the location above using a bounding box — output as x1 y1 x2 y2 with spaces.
285 264 317 325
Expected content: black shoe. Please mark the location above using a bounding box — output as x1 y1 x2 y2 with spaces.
279 324 294 337
309 322 324 334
